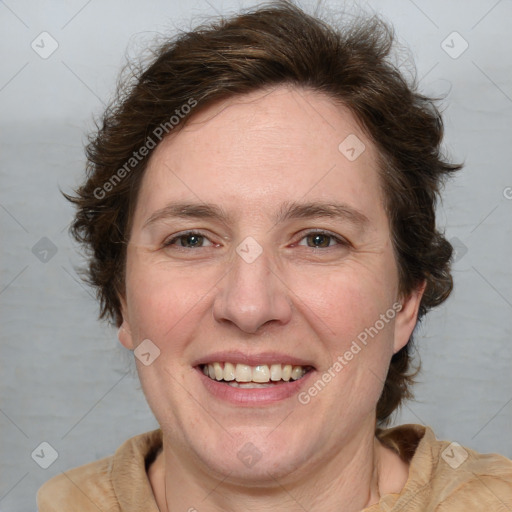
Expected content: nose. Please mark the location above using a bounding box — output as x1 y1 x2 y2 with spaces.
212 247 292 334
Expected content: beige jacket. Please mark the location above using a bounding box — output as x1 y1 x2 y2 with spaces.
37 424 512 511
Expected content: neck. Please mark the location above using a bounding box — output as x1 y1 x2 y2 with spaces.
149 424 409 512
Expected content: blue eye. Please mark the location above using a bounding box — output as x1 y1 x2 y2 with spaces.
297 231 346 248
163 231 213 248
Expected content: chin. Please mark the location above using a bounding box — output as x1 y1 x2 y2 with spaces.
188 425 318 485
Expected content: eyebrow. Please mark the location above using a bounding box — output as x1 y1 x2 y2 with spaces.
143 200 370 230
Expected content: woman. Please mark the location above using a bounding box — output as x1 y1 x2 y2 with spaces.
37 2 512 510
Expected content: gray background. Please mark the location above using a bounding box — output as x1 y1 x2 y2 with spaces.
1 0 511 510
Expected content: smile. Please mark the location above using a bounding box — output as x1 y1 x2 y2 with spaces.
201 362 312 387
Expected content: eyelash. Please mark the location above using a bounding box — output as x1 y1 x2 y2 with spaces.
162 229 349 250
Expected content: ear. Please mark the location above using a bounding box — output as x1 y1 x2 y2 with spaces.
117 296 135 350
393 280 426 354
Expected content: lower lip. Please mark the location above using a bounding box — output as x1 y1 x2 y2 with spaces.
197 368 315 406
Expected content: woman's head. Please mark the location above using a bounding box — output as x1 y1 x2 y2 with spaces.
67 1 460 438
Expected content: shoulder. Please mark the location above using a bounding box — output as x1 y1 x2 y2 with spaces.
429 435 512 510
36 455 117 511
36 429 162 512
378 424 512 510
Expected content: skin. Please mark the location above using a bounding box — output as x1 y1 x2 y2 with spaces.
118 85 424 511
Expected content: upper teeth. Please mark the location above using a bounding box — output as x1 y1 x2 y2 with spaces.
202 362 308 383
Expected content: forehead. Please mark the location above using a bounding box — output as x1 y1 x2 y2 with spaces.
134 86 386 229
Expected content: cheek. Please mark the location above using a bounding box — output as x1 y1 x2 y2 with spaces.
124 256 214 350
292 261 397 343
293 269 398 417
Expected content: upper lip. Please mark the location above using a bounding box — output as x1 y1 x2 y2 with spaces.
192 351 316 369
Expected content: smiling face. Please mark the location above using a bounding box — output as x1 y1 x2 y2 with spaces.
118 85 423 483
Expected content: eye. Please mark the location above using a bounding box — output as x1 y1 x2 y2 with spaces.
161 230 347 251
163 231 214 249
296 231 348 249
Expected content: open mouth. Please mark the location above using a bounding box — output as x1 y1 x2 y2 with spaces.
199 362 314 388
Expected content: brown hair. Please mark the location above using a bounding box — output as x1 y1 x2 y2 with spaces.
66 1 461 424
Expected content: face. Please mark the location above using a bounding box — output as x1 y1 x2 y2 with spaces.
119 86 423 483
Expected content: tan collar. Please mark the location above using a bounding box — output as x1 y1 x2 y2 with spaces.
111 428 162 510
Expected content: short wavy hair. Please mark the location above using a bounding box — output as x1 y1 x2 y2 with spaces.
66 1 461 424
